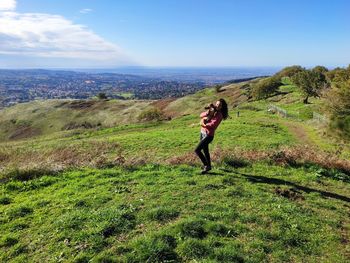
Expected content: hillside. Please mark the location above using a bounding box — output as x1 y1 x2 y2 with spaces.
0 80 252 142
0 80 350 262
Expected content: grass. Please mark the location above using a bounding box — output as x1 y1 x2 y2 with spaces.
0 81 349 262
0 164 349 262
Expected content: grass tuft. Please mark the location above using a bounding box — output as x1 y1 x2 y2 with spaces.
147 207 180 223
208 222 237 237
1 235 18 247
214 246 245 263
4 167 59 182
0 196 12 205
178 219 207 239
8 206 33 219
177 239 211 260
126 234 179 263
222 156 250 168
100 210 136 238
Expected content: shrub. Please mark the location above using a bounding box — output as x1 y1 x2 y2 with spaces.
177 239 210 260
138 107 164 122
326 79 350 138
97 93 108 100
251 77 281 99
215 84 224 93
275 65 304 78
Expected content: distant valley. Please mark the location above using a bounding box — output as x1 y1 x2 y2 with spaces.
0 67 277 107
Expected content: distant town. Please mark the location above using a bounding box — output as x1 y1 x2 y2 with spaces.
0 68 275 107
0 69 209 107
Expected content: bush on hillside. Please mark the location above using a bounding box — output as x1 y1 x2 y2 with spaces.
97 93 108 100
215 84 224 93
326 65 350 84
312 65 329 75
275 65 304 78
137 107 164 122
326 80 350 138
251 77 281 99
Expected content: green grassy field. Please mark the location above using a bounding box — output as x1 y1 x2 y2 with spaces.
0 81 349 262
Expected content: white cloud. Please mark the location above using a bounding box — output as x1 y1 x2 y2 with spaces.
0 0 16 11
0 1 133 67
79 8 93 14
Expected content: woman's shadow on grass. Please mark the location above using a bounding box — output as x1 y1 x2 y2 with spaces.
220 168 350 203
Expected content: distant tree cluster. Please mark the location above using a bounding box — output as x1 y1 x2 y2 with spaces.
249 64 350 138
251 77 281 99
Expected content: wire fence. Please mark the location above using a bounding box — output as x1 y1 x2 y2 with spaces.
312 112 329 125
267 104 288 118
267 104 329 125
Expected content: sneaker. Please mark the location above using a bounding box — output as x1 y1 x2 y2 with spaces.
201 166 212 174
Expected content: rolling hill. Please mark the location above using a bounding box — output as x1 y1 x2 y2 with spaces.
0 79 349 262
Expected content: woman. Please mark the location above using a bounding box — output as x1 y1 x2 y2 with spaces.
195 98 228 174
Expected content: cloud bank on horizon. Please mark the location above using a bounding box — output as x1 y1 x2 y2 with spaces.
0 0 133 68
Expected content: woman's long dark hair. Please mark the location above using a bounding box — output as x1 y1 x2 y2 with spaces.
219 98 228 120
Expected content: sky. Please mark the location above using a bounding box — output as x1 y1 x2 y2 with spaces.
0 0 349 68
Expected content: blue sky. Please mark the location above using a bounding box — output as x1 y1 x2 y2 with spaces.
0 0 349 68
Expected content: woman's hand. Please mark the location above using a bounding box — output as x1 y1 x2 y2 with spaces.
200 118 207 127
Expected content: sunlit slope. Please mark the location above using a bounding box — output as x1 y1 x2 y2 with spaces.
0 81 252 141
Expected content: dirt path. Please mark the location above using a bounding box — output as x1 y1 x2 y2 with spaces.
282 121 313 145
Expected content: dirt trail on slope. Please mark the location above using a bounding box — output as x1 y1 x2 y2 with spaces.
282 121 313 145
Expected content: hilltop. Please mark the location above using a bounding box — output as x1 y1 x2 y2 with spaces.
0 76 349 262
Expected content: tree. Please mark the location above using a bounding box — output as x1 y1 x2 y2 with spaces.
251 77 281 99
275 65 304 78
326 65 350 85
312 65 328 75
326 80 350 137
97 93 108 100
291 69 328 104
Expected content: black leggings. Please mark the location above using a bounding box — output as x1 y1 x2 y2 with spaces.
194 133 214 167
